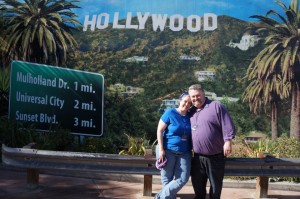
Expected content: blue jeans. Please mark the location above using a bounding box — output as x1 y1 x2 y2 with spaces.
191 153 225 199
156 148 192 199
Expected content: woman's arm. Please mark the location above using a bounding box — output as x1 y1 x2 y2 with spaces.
157 119 168 160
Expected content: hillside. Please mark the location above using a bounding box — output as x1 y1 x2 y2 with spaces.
69 15 264 100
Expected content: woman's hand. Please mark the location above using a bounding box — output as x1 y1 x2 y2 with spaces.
159 148 166 161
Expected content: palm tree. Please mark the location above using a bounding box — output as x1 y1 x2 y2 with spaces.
243 75 290 140
1 0 81 66
247 0 300 140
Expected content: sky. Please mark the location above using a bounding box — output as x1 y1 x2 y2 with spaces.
74 0 292 23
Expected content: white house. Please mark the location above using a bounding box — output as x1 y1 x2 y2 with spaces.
123 56 148 62
160 99 179 111
206 91 239 102
179 55 201 61
108 83 144 97
121 86 144 97
195 71 216 81
227 31 261 51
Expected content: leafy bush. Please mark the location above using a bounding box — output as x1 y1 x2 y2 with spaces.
119 133 157 156
0 116 34 147
271 135 300 158
0 117 76 151
79 135 122 154
36 127 75 151
229 136 300 182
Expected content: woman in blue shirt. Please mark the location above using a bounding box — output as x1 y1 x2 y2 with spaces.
155 92 192 199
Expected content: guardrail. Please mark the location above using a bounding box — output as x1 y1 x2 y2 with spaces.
2 144 300 198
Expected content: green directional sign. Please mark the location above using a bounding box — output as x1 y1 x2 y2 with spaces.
9 61 104 136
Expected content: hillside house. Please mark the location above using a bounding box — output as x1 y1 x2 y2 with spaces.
179 55 201 61
160 99 179 112
206 91 239 102
108 83 144 97
195 71 216 81
123 56 148 62
244 132 267 144
227 31 261 51
121 86 144 97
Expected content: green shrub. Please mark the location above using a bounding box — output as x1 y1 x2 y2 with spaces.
118 133 157 156
0 117 76 151
36 127 75 151
79 136 121 154
229 136 300 183
271 135 300 158
0 116 34 147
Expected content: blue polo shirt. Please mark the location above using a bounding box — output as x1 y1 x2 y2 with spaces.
161 108 192 153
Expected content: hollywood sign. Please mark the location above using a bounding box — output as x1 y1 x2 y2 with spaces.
83 12 217 32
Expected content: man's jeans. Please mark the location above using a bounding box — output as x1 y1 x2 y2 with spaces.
156 148 192 199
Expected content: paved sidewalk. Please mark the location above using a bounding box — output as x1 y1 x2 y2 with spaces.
0 168 299 199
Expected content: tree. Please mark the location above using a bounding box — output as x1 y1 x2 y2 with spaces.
247 0 300 140
243 75 290 140
1 0 81 66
